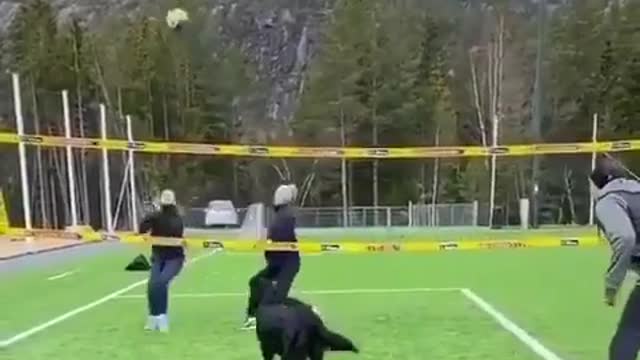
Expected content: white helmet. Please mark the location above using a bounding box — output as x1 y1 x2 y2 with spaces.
160 189 176 206
273 184 298 206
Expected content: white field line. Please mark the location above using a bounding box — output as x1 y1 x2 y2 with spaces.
116 287 463 299
47 271 75 281
460 288 564 360
0 249 220 348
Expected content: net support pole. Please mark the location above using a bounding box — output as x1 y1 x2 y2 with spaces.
12 73 32 231
100 105 114 234
341 158 348 227
62 90 78 227
488 113 499 228
126 115 138 232
589 113 599 226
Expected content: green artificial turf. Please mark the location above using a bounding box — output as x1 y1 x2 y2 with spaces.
0 244 626 360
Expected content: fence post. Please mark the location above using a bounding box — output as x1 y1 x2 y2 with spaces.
472 200 479 226
408 201 413 227
386 207 391 227
450 204 455 227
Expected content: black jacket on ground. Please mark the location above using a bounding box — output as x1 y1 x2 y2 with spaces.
265 205 299 264
139 205 185 260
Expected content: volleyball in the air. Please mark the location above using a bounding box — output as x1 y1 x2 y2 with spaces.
166 8 189 30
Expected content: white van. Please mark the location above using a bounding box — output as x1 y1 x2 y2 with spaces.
204 200 238 228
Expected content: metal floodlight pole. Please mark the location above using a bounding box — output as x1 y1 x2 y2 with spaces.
588 113 599 226
12 73 32 230
62 90 78 227
530 0 547 229
126 115 138 232
100 105 114 234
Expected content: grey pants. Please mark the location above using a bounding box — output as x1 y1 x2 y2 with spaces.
147 256 184 316
610 284 640 360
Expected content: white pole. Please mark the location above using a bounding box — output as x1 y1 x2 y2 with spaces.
589 113 599 226
488 114 499 227
472 200 479 226
112 157 131 231
12 73 32 230
126 115 138 232
341 158 348 227
100 105 114 234
62 90 78 227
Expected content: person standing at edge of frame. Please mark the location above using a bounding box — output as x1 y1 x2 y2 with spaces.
139 189 185 333
242 184 301 330
590 156 640 360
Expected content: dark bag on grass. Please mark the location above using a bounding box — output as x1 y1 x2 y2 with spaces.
125 254 151 271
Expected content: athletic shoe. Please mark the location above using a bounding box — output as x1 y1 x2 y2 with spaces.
144 315 157 331
157 314 169 333
241 317 256 330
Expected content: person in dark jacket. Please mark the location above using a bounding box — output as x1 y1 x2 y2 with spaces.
243 184 301 330
253 278 359 360
139 189 185 332
590 156 640 360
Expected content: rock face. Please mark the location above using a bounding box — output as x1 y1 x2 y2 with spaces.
212 0 333 137
0 0 333 133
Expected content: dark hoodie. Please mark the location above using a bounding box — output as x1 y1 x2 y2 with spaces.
595 178 640 294
139 205 185 260
265 204 299 264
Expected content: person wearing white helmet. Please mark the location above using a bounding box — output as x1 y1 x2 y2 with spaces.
242 183 301 330
138 189 185 333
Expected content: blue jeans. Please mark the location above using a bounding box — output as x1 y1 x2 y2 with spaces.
147 256 184 316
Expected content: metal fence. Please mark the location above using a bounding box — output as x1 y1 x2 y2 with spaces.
183 202 479 229
410 202 479 227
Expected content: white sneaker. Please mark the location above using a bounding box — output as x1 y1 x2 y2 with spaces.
144 315 157 331
241 317 256 330
156 314 169 333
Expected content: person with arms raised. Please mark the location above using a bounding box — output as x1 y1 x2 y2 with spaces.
243 184 301 330
139 189 185 332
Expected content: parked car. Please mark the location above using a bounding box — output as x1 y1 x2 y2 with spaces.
204 200 238 228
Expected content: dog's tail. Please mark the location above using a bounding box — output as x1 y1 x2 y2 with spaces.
320 327 359 353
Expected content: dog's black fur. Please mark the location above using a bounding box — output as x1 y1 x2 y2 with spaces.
254 280 359 359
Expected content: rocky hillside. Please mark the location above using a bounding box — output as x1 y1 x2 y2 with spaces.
0 0 333 128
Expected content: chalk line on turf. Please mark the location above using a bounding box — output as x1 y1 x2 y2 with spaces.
460 288 565 360
47 270 75 281
116 287 463 299
0 249 220 348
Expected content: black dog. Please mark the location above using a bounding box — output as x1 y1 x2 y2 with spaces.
255 280 359 359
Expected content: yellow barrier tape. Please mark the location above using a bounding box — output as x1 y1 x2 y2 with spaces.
5 226 602 253
116 234 602 253
1 132 639 158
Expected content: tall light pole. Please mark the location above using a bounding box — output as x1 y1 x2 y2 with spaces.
531 0 547 228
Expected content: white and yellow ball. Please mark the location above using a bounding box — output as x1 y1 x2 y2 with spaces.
166 8 189 30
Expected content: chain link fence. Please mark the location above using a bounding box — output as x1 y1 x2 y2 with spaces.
183 202 479 229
